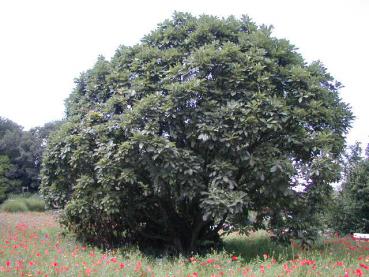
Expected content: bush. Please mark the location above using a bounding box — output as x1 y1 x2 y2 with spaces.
0 195 45 212
0 198 29 212
24 197 46 212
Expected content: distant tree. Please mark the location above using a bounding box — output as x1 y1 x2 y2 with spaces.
24 121 63 190
0 155 21 203
0 117 62 198
332 143 369 233
41 13 353 252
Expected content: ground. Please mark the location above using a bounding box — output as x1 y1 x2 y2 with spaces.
0 212 369 276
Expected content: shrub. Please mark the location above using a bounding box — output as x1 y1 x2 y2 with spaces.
0 198 29 212
24 197 46 212
0 195 45 212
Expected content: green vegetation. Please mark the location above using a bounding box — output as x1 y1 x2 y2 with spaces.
330 143 369 234
0 116 62 203
0 195 45 212
40 12 352 252
0 212 368 276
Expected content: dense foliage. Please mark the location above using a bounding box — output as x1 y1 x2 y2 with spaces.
0 117 61 202
332 143 369 234
41 13 353 252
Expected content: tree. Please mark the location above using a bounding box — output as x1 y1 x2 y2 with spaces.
0 117 23 197
331 143 369 234
0 155 21 203
23 120 63 191
0 117 62 198
40 13 353 252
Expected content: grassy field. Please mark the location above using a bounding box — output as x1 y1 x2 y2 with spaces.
0 212 368 276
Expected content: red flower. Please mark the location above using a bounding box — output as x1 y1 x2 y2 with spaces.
5 261 11 267
110 257 117 263
29 261 35 266
134 261 142 272
51 262 58 267
85 268 92 276
207 258 215 264
336 261 344 267
231 256 238 261
119 262 125 269
356 268 363 277
189 257 196 263
360 263 369 270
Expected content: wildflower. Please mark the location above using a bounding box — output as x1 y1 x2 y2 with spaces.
28 261 35 266
119 262 125 269
189 257 196 263
110 257 117 263
360 263 369 270
134 261 142 272
231 256 238 261
207 258 215 264
355 268 363 277
260 265 265 273
51 262 58 267
336 261 344 267
5 261 11 267
85 268 92 276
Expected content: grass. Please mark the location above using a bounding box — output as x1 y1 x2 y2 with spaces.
0 195 45 212
0 212 368 276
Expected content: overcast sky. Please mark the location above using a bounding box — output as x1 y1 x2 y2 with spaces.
0 0 368 147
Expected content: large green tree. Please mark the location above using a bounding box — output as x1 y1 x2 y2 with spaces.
41 13 353 252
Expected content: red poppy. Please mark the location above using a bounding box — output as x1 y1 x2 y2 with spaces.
336 261 344 266
207 258 215 264
85 268 92 276
356 268 363 277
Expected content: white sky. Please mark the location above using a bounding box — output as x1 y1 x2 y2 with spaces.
0 0 368 147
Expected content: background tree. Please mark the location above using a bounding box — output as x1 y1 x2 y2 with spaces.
41 13 353 252
331 143 369 234
0 155 21 202
23 120 63 191
0 117 23 198
0 117 62 201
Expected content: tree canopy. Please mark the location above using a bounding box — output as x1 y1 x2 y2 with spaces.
41 12 353 252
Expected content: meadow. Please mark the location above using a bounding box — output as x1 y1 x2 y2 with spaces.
0 212 369 276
